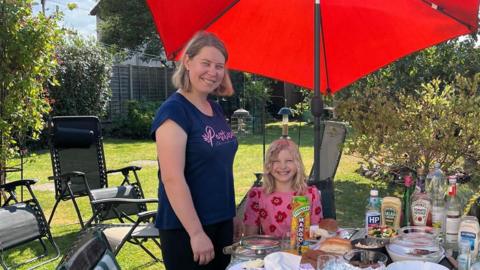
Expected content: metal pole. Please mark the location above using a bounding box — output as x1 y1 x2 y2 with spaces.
262 97 266 164
311 0 334 218
312 0 323 187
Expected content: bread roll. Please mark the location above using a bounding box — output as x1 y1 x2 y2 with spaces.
318 237 352 255
318 218 338 233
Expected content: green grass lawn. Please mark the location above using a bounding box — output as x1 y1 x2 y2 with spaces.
3 125 398 269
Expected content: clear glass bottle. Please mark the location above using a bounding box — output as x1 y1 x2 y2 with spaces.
445 175 461 254
458 239 471 270
427 163 446 200
432 190 446 237
410 169 432 226
366 189 381 234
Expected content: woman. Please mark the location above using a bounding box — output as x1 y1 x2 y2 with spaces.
151 31 238 269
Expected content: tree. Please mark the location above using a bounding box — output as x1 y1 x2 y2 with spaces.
0 0 63 184
336 74 480 175
96 0 163 63
338 37 480 99
48 34 113 117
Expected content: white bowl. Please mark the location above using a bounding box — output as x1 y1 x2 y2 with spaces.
387 260 448 270
386 244 444 263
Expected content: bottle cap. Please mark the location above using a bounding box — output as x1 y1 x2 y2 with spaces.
370 190 378 197
448 175 457 184
434 163 441 169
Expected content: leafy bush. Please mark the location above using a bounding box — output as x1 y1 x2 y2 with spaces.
336 74 480 174
48 34 113 117
107 100 161 139
0 1 63 176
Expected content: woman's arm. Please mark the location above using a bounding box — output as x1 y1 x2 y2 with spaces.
156 120 214 265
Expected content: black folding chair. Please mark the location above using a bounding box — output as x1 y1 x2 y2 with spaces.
47 116 161 261
308 120 347 219
47 116 147 228
0 179 60 270
57 228 120 270
84 197 161 262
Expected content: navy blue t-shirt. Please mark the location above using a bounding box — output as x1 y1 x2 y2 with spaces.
150 92 238 230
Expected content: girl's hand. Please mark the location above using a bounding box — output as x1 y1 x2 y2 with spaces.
190 231 215 265
233 216 245 242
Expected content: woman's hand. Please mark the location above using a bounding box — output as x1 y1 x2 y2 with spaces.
190 231 215 265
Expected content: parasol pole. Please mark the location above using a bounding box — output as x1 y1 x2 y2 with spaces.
311 0 334 219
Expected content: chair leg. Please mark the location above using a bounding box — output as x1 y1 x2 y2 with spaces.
38 238 49 258
0 251 8 270
112 221 162 262
137 241 161 262
70 197 85 228
28 235 61 270
67 184 85 228
47 197 61 226
0 237 59 270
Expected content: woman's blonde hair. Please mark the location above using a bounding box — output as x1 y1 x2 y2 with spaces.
262 139 308 194
172 31 234 96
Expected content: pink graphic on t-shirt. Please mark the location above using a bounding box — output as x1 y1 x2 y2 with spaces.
202 126 216 146
202 125 235 147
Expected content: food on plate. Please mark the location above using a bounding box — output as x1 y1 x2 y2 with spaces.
310 226 330 240
242 258 264 269
407 249 436 256
355 241 382 249
318 218 338 233
349 260 382 269
318 237 352 254
368 226 397 238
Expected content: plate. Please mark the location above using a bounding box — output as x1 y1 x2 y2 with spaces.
386 244 444 263
386 260 448 270
227 261 263 270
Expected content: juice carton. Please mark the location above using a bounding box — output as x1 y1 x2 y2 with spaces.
290 196 311 254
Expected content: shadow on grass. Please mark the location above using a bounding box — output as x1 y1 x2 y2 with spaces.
335 179 399 227
2 229 79 269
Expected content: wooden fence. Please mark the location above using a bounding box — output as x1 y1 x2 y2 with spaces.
108 64 176 118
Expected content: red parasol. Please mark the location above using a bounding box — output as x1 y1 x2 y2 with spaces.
146 0 479 217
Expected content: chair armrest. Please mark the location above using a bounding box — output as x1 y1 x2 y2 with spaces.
48 171 85 182
137 210 157 220
0 179 37 191
106 166 141 174
91 198 158 205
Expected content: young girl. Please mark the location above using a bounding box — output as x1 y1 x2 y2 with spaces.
243 139 323 238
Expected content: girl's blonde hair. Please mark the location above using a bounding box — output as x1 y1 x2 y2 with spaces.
263 139 308 194
172 31 234 96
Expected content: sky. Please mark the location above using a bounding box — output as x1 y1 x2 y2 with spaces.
32 0 97 38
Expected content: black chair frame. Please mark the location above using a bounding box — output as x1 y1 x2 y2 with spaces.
56 227 120 270
0 179 60 270
47 116 146 228
84 197 162 262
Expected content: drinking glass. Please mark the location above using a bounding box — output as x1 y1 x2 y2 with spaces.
317 254 336 270
281 231 291 250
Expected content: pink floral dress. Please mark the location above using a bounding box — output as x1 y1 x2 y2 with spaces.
243 186 323 238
